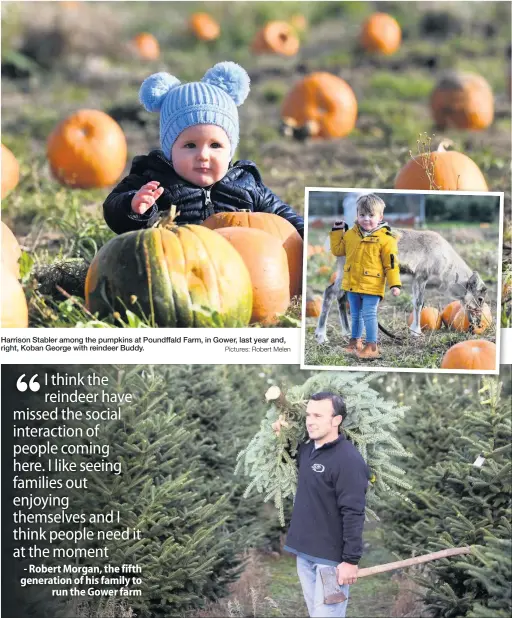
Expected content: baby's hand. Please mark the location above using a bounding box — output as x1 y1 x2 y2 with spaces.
391 287 401 297
131 181 165 215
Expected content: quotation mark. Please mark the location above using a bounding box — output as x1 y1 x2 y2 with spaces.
16 374 41 392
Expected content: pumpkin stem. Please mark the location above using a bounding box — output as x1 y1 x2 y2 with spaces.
154 205 181 230
436 138 454 153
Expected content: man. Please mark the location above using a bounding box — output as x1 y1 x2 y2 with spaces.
272 392 370 618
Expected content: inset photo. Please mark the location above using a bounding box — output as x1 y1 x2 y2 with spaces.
302 188 503 373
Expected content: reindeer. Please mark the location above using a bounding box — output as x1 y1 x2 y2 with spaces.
314 228 488 344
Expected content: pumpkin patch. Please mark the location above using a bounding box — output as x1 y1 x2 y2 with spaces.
85 224 253 327
407 307 442 331
360 13 401 55
451 303 493 335
394 143 488 191
252 22 299 56
215 227 290 325
47 109 127 189
430 72 494 131
189 13 220 41
131 32 160 60
281 72 357 139
441 301 462 327
441 339 496 371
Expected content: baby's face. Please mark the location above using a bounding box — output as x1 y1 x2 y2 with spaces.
357 209 382 231
171 124 231 187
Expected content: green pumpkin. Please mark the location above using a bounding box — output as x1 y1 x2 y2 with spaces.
85 224 253 327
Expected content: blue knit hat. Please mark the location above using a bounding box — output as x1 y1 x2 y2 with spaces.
139 61 250 160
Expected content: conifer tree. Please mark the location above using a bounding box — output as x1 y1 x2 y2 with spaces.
236 371 412 525
380 373 511 618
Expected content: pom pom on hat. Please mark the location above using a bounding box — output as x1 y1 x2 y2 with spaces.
139 72 181 112
202 61 250 106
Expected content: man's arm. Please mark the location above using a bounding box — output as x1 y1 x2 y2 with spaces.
335 454 369 566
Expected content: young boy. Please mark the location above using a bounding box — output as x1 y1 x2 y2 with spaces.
103 62 304 237
330 194 401 360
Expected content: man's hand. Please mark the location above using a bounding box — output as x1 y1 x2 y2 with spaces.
131 181 165 214
391 287 401 297
336 562 358 586
271 415 289 436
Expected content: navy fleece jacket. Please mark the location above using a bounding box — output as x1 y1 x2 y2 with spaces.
285 434 370 565
103 150 304 237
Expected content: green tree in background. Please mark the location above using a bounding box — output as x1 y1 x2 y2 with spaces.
379 372 511 618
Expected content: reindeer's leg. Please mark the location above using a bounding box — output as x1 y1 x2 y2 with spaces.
336 288 351 336
315 282 336 344
410 275 428 336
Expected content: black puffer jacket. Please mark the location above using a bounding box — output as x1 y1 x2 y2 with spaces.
103 150 304 237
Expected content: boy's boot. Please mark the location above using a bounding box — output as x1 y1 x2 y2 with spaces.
356 342 381 360
345 338 363 355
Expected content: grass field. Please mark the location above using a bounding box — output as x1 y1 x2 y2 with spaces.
1 1 510 328
304 221 500 369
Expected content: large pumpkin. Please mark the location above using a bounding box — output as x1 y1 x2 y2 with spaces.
452 303 492 335
215 227 290 324
281 72 357 139
441 300 462 327
47 109 127 189
430 72 494 131
394 143 488 191
1 269 28 328
189 13 220 41
360 13 401 55
201 211 303 299
85 223 253 327
252 21 299 56
407 307 442 331
441 339 496 371
1 144 20 198
1 221 22 278
131 32 160 60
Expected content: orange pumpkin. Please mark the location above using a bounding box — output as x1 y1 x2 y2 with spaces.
281 72 357 139
1 221 22 278
360 13 401 55
131 32 160 60
189 13 220 41
252 21 299 56
1 269 28 328
1 144 20 198
215 227 290 325
441 339 496 371
452 303 493 335
317 265 331 276
201 211 303 299
306 295 322 317
394 143 488 191
441 300 462 327
329 271 338 285
430 72 494 131
290 14 308 33
47 110 127 189
407 307 442 331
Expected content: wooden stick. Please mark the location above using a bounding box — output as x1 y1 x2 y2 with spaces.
357 546 472 578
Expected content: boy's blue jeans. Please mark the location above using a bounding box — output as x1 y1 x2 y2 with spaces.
346 292 380 343
297 556 350 617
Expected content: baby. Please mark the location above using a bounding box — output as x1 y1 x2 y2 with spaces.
103 62 303 237
330 194 401 360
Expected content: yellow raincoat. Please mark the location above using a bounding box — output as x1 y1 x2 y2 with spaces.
330 224 401 297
